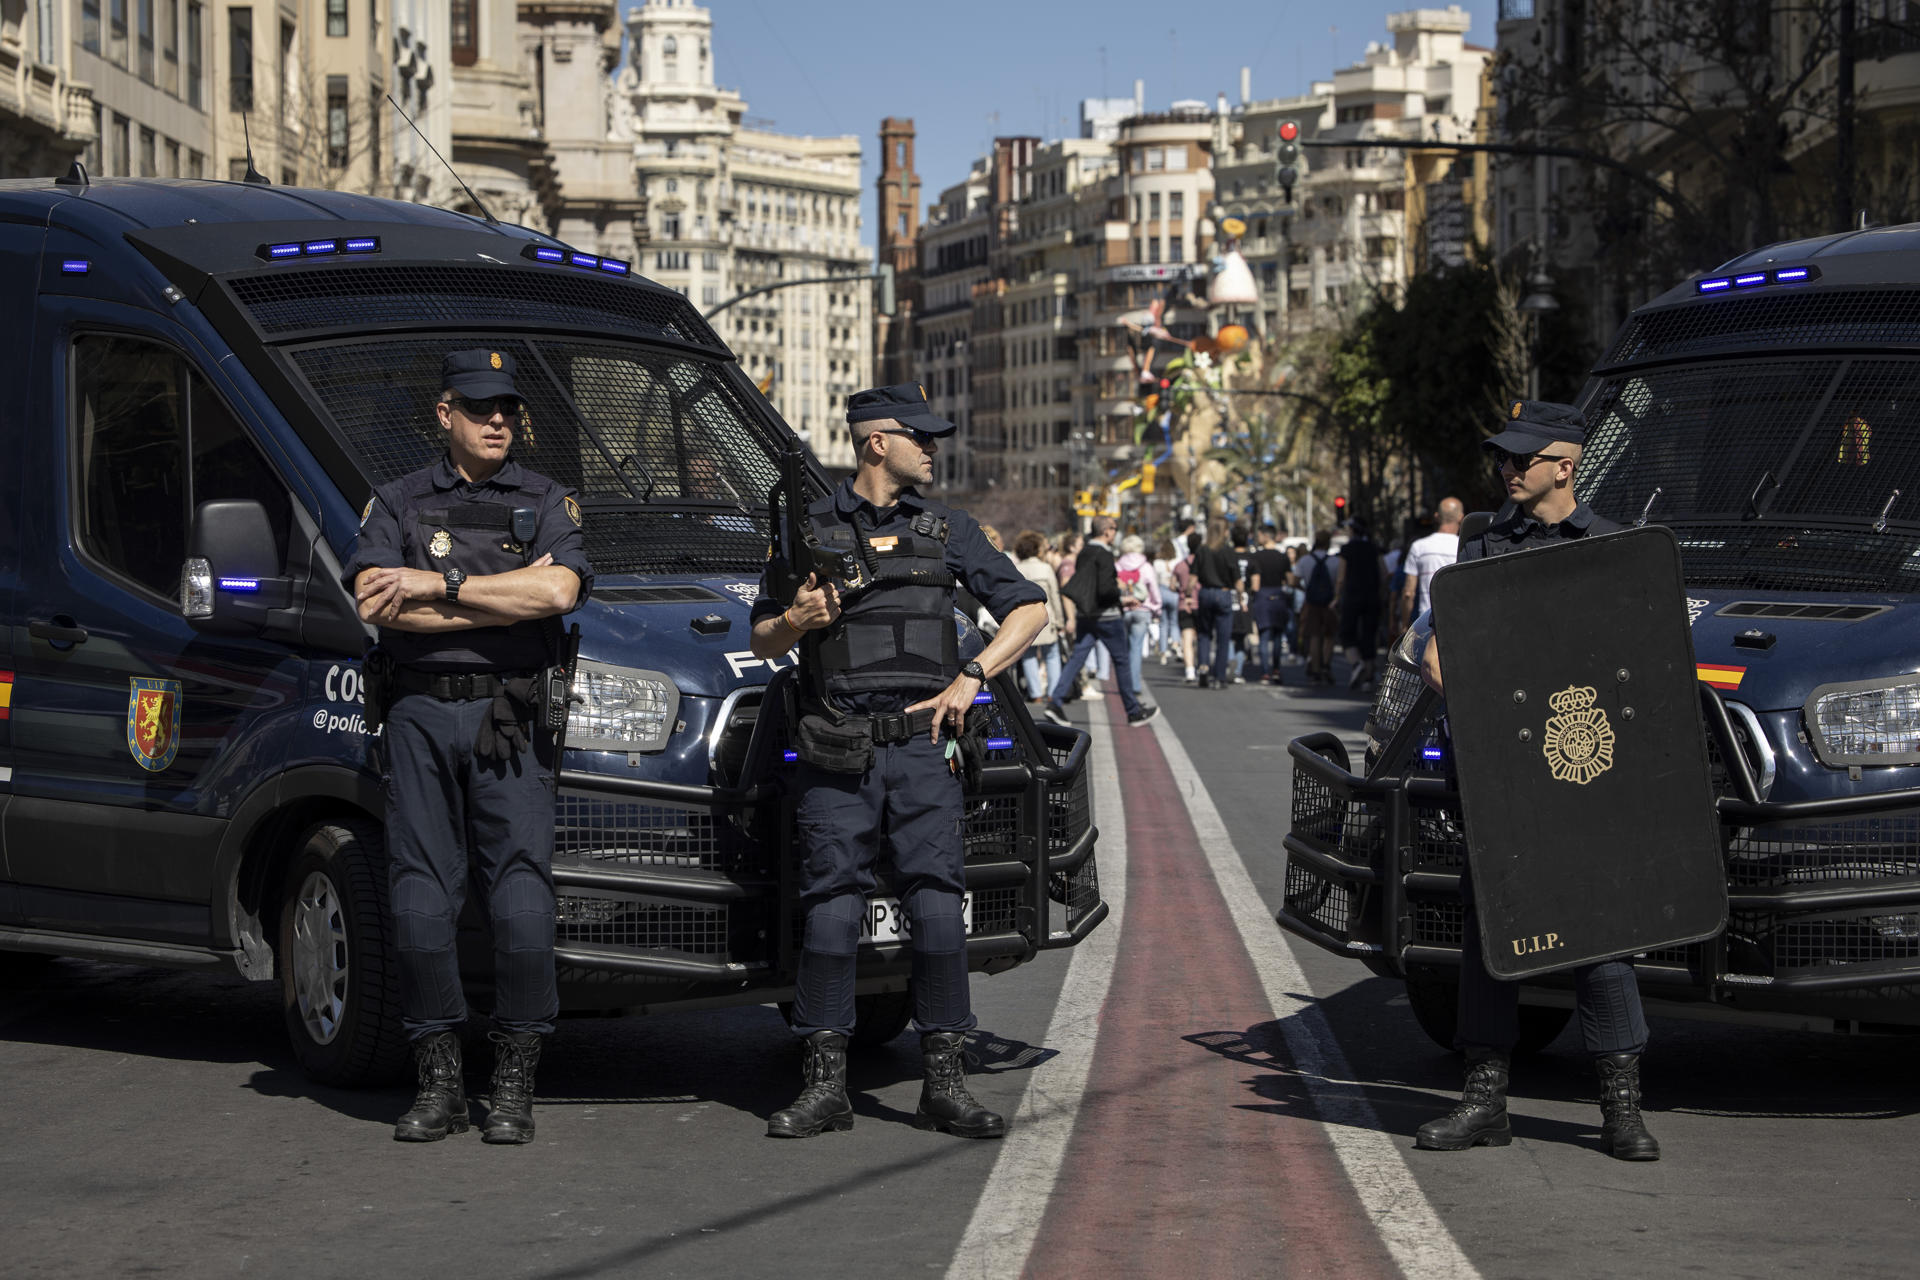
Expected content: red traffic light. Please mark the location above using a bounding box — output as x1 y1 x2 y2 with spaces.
1279 121 1299 142
1159 377 1171 390
1333 495 1348 511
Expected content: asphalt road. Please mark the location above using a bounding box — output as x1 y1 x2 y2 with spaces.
3 660 1917 1279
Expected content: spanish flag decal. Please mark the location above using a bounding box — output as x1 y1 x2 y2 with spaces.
0 669 11 720
1697 664 1746 691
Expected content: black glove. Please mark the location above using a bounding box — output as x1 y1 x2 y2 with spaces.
474 676 540 761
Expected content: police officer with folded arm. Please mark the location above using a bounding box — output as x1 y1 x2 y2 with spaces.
1416 400 1659 1161
749 384 1048 1140
344 349 593 1145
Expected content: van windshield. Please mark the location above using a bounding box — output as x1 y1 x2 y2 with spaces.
1579 355 1920 592
291 335 780 575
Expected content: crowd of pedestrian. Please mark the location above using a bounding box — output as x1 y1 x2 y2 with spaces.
988 499 1465 709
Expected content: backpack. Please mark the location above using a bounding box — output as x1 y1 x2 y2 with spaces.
1117 565 1150 605
1303 551 1335 605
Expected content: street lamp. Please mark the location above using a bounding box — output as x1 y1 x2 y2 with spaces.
1518 265 1558 400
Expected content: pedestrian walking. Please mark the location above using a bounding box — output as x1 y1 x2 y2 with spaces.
1152 540 1179 662
1044 517 1159 728
1402 497 1464 623
1173 548 1201 684
1249 525 1294 686
1335 517 1385 691
1296 530 1340 686
1190 523 1241 689
1115 534 1160 706
748 384 1049 1141
345 348 593 1145
1012 529 1065 703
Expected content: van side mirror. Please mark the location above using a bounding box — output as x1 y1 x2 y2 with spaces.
180 499 294 633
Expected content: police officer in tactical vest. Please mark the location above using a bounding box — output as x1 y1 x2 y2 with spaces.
749 384 1049 1139
1416 400 1659 1161
345 350 593 1144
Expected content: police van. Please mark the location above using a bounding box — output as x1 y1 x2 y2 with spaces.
0 175 1102 1083
1282 224 1920 1047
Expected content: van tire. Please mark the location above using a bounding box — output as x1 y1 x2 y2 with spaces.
278 819 408 1087
1404 964 1574 1058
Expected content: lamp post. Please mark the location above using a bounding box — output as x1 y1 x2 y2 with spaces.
1518 261 1559 400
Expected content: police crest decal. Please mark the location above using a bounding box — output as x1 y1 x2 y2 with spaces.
127 677 182 772
1541 685 1615 785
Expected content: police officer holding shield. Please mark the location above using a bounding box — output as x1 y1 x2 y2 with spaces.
748 384 1048 1140
345 350 592 1145
1416 401 1659 1161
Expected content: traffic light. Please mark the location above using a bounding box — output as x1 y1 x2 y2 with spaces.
877 262 897 317
1333 494 1348 519
1275 120 1301 204
1139 462 1156 495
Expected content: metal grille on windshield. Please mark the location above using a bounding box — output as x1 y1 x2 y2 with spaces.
289 336 784 574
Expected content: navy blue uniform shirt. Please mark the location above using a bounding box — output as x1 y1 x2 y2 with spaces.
1456 499 1620 564
344 454 594 670
751 479 1043 705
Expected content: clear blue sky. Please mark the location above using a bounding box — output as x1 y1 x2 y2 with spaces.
695 0 1498 248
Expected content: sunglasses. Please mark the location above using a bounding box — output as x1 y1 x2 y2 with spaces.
451 395 523 419
1490 448 1571 472
871 426 938 449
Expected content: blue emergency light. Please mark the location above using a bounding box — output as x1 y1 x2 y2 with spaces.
972 691 994 704
218 577 261 593
343 237 380 253
532 247 565 262
303 240 338 256
986 737 1014 751
782 750 798 763
267 242 303 259
1696 265 1819 295
1421 746 1445 761
570 253 599 269
60 259 90 274
598 258 630 275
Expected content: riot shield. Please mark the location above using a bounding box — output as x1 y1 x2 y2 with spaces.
1429 526 1726 980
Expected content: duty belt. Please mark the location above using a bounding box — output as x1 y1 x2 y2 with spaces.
394 668 539 701
847 706 939 744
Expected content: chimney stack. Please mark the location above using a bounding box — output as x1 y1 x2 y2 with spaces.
1240 66 1251 104
1134 79 1145 114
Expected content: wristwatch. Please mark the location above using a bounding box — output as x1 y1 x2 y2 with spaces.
960 660 986 682
443 567 467 602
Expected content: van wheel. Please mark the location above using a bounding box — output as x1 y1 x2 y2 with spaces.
1404 965 1574 1057
775 990 916 1050
278 820 408 1087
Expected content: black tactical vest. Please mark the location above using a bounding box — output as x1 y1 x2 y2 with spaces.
802 497 959 700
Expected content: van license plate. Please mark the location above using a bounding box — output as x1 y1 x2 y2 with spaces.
861 893 973 944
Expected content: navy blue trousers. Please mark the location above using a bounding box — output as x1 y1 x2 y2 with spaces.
1197 587 1235 684
1455 868 1648 1057
383 691 558 1040
1050 615 1144 717
790 733 972 1038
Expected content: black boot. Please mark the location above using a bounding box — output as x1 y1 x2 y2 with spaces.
1596 1053 1660 1161
766 1030 854 1138
394 1030 469 1142
481 1031 543 1145
1414 1049 1512 1151
914 1032 1006 1139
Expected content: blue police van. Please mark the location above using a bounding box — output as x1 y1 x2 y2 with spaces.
1283 224 1920 1047
0 175 1103 1084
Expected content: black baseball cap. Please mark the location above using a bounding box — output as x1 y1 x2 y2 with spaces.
442 348 521 400
1484 399 1586 454
845 383 957 437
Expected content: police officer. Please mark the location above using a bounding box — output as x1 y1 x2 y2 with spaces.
1416 400 1659 1161
345 350 593 1145
749 385 1048 1140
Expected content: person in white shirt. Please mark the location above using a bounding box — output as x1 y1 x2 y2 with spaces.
1401 497 1464 623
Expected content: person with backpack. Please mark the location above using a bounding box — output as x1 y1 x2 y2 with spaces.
1296 529 1340 686
1044 517 1159 727
1115 534 1161 708
1191 522 1243 689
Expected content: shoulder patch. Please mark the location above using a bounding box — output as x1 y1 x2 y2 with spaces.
360 497 374 527
564 496 582 527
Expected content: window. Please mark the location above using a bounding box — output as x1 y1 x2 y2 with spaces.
164 140 179 176
187 150 203 179
1146 147 1165 172
139 127 156 177
1169 238 1183 263
662 212 681 238
1148 238 1160 264
161 0 179 94
450 0 476 66
110 113 130 175
327 0 347 36
228 7 252 112
85 105 102 173
186 3 203 108
72 335 290 599
702 285 718 306
1169 192 1183 219
655 251 689 270
327 77 349 168
662 35 676 56
1149 192 1160 219
138 0 154 81
110 0 128 66
82 0 101 53
701 251 718 271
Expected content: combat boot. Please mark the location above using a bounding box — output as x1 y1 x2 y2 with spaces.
766 1030 854 1138
481 1030 543 1145
394 1030 469 1142
1596 1053 1660 1161
1414 1048 1512 1151
914 1032 1006 1139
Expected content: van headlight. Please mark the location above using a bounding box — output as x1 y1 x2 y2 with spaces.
1805 677 1920 767
567 661 680 753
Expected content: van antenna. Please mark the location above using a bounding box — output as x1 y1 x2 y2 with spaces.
239 112 270 185
387 92 498 226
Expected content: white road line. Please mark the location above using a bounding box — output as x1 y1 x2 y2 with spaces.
1150 713 1481 1280
945 699 1126 1280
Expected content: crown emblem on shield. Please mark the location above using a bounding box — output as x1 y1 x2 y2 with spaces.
1511 401 1524 418
1542 685 1615 785
490 351 503 369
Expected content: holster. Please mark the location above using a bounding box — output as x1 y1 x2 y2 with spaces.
361 648 395 734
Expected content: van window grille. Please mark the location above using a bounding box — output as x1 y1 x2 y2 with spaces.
225 263 725 351
1579 356 1920 590
288 335 787 575
1602 290 1920 366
